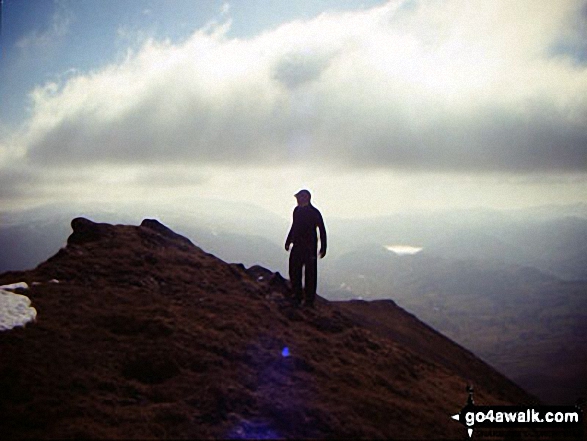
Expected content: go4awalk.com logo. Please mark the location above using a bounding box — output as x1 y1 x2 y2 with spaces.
451 386 584 438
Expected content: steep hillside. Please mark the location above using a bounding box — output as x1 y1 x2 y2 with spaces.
0 218 537 439
324 249 587 404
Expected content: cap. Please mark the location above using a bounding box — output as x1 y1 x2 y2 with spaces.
294 189 311 198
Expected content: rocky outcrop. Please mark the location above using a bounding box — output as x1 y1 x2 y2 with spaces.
67 217 112 245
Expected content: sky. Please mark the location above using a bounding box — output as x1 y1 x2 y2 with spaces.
1 0 586 219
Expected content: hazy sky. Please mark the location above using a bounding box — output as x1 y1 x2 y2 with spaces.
1 0 586 218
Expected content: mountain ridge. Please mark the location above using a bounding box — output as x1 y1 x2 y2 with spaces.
0 217 538 439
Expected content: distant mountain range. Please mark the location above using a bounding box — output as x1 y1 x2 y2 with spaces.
0 217 538 439
1 201 586 404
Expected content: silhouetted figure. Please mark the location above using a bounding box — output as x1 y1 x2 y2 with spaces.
285 189 327 307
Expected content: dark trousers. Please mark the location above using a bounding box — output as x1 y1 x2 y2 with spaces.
289 246 317 305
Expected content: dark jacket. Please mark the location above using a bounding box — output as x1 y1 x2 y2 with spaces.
286 204 327 254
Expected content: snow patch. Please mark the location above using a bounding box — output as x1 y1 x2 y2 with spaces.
31 280 60 286
0 289 37 331
0 282 29 291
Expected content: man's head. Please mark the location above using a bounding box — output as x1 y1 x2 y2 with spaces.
295 189 311 207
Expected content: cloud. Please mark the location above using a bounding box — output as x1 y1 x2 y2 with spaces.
130 166 210 188
0 159 212 209
5 0 587 174
0 167 39 200
16 0 73 52
272 50 335 89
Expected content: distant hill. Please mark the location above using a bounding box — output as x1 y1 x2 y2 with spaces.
0 201 289 275
0 218 537 439
322 249 587 404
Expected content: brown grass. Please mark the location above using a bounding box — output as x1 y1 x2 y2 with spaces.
0 218 538 439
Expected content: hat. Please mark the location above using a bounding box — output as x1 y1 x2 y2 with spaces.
294 189 311 198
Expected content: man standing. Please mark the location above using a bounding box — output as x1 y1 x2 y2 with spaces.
285 189 327 307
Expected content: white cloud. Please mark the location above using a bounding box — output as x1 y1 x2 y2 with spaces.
1 0 587 214
9 0 585 172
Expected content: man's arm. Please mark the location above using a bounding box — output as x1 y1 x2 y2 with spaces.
285 229 293 251
317 211 327 258
285 208 296 251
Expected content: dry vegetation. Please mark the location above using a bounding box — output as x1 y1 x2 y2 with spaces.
0 218 538 439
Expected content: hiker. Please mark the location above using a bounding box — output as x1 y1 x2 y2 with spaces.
285 189 327 307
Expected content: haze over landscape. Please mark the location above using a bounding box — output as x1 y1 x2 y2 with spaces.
1 0 587 433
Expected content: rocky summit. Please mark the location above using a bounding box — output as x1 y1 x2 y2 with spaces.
0 218 537 439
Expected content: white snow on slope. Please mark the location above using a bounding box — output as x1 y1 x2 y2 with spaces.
0 282 30 291
0 282 37 331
